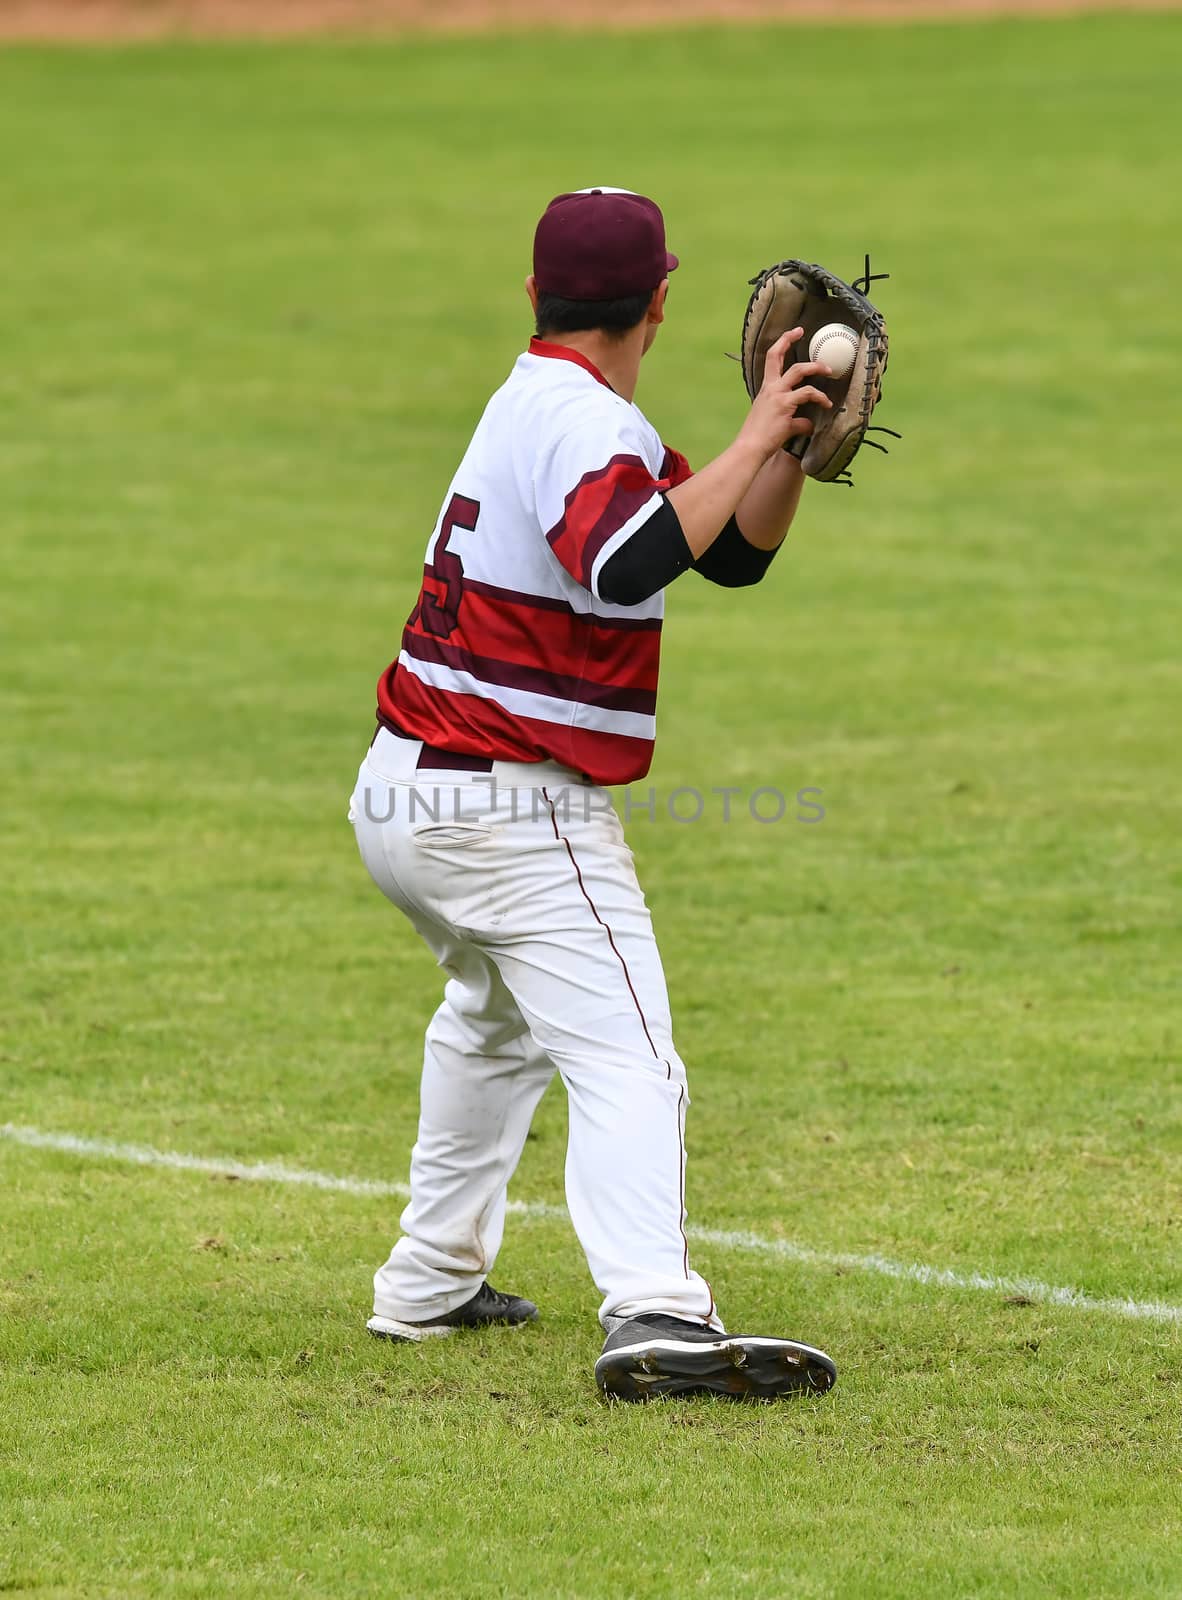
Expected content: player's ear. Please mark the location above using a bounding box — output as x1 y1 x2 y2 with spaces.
648 280 669 326
525 274 540 315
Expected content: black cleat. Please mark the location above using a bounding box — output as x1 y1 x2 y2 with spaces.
595 1313 837 1402
367 1283 539 1344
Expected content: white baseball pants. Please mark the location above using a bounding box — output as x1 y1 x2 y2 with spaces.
349 726 720 1331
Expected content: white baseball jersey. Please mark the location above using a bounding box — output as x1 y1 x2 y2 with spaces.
377 338 692 784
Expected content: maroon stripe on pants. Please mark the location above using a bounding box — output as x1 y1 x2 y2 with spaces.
542 787 691 1280
541 787 661 1064
676 1083 690 1277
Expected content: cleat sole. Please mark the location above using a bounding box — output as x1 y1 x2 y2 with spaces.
595 1334 837 1403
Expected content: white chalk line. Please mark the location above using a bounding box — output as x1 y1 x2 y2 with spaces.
3 1122 1179 1327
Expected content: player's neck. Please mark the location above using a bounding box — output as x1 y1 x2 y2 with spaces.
547 329 645 403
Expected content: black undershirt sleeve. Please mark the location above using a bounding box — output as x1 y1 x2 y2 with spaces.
691 514 780 588
595 497 694 606
595 498 781 607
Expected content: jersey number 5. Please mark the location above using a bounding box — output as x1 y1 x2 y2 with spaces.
418 494 480 638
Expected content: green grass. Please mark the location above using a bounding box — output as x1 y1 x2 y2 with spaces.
2 13 1181 1597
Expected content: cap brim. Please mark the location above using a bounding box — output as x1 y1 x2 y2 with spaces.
665 251 679 274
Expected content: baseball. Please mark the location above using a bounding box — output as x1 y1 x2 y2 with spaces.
809 322 858 379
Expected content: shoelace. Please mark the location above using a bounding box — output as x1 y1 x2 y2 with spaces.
479 1285 517 1311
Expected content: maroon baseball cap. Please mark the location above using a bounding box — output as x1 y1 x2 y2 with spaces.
533 188 679 301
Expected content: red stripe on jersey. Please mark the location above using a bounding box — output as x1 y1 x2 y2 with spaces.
378 572 663 783
462 576 662 630
454 583 661 692
660 445 694 488
400 630 657 717
546 454 661 589
380 664 656 785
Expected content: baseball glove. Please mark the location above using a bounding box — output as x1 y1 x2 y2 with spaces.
740 255 897 485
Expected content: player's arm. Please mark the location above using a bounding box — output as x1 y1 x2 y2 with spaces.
596 477 797 603
732 447 807 550
681 448 806 588
666 330 829 556
597 332 828 605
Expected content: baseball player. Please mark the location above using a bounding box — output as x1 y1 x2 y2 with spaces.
350 188 838 1401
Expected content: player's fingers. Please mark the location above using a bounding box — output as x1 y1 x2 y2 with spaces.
784 385 834 411
784 416 814 436
780 359 832 389
762 329 802 384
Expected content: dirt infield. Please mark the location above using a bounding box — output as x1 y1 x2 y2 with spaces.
2 0 1179 41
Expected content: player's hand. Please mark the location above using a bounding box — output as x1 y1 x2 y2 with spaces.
738 329 833 461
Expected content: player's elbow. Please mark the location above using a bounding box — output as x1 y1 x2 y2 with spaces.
695 565 767 590
691 515 780 588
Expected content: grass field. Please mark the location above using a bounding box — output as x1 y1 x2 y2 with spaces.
2 14 1181 1598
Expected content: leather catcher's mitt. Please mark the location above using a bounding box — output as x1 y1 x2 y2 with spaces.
740 256 896 485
